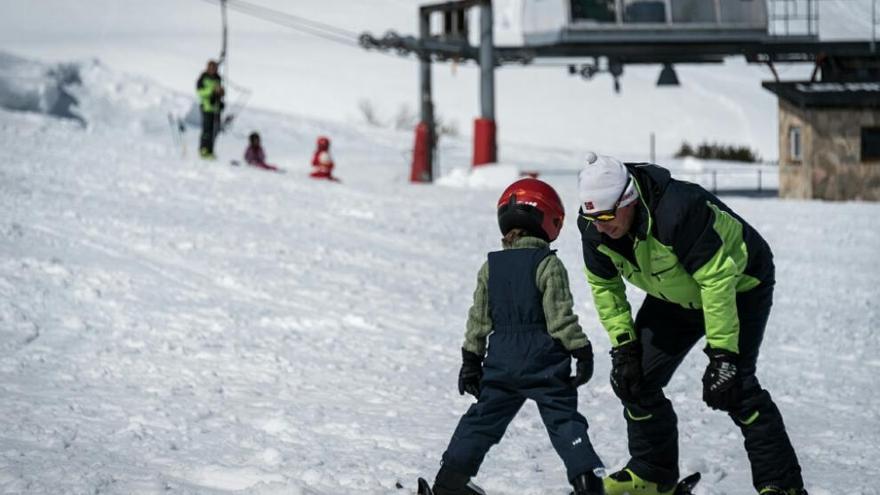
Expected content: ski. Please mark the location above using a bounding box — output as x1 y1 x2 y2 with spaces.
414 477 485 495
674 472 701 494
167 112 187 158
417 477 433 495
415 473 698 494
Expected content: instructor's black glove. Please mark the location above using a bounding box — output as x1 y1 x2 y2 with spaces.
702 347 740 411
570 343 594 387
610 341 643 403
458 348 483 398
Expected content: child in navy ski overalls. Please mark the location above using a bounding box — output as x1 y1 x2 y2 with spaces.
430 178 605 495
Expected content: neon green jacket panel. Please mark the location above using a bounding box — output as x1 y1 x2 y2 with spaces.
584 265 634 347
196 75 222 113
591 218 752 353
692 202 759 352
578 163 773 354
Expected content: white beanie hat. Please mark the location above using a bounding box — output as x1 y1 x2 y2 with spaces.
577 151 638 215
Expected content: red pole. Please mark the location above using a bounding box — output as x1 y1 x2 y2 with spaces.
410 122 432 182
472 117 496 166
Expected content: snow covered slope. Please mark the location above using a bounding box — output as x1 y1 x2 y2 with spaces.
0 0 875 162
1 55 879 494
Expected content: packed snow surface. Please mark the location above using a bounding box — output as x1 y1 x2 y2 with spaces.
1 56 879 495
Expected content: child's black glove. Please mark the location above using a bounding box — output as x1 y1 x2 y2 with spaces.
458 348 483 398
570 343 594 387
702 347 740 411
610 341 643 402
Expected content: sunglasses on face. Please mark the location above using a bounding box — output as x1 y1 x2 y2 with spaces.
581 177 632 223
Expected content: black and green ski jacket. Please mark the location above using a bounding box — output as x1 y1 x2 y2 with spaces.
578 163 774 354
196 72 223 113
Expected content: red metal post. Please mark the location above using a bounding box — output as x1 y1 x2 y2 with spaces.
472 118 496 166
410 122 432 182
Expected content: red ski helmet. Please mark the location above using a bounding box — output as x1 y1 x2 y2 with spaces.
317 136 330 151
496 178 565 242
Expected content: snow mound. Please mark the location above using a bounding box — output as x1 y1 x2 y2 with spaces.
0 52 84 125
0 51 194 135
437 163 521 189
681 156 705 172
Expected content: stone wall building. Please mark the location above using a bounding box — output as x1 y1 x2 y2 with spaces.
762 81 880 201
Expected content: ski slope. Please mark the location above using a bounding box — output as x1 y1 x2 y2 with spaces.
1 55 879 494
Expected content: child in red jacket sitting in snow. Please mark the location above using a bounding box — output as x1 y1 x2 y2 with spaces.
244 132 280 172
310 136 338 181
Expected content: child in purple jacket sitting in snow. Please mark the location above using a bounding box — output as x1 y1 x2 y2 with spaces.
244 132 280 172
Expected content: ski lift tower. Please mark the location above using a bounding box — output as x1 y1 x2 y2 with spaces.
409 0 500 182
359 0 502 182
360 0 879 183
362 0 525 181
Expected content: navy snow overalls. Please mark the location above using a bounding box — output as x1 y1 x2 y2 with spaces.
441 247 603 482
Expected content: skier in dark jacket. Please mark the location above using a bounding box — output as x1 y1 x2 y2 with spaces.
576 152 805 495
243 132 279 171
429 178 605 495
196 60 224 159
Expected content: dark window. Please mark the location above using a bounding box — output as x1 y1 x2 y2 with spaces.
862 127 880 161
571 0 617 22
789 126 802 162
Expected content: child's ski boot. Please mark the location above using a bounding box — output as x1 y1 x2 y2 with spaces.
571 469 605 494
420 467 486 495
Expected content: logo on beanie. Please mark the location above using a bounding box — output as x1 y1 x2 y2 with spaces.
584 201 594 210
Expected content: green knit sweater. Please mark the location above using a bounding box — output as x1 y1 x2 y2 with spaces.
462 236 590 356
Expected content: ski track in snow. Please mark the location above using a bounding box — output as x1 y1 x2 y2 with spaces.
1 62 879 495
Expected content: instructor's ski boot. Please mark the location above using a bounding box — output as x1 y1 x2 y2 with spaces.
758 486 808 495
603 468 675 495
571 469 605 495
432 467 486 495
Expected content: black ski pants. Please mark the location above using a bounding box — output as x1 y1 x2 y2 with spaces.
200 110 220 154
441 328 603 482
622 282 804 490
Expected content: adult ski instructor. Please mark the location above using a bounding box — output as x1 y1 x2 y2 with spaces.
576 152 806 495
196 60 224 159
